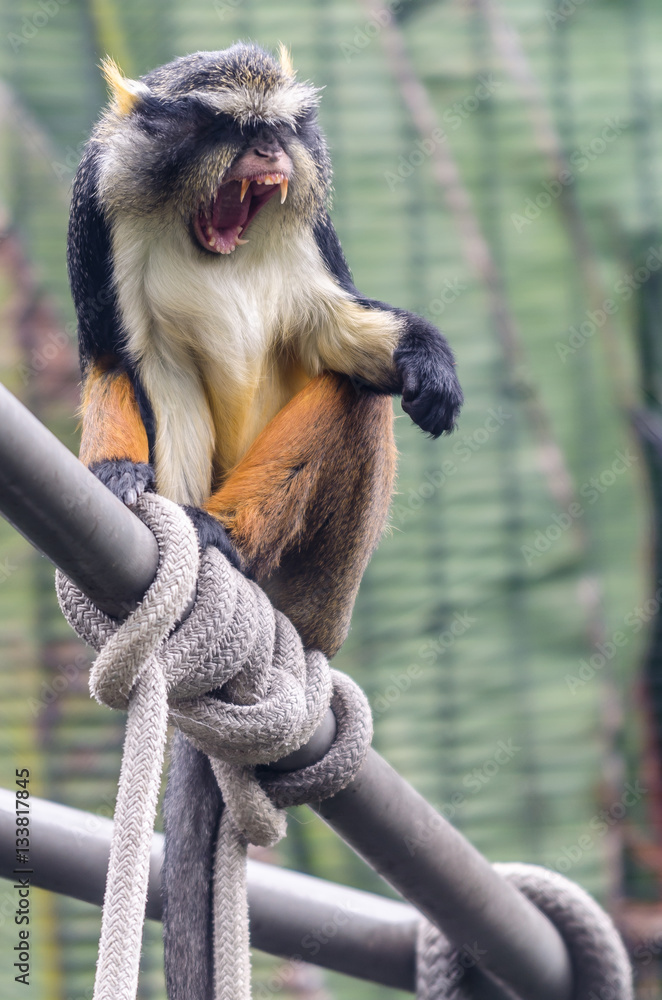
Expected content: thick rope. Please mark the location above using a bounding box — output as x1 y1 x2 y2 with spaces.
416 862 633 1000
56 493 372 1000
56 493 633 1000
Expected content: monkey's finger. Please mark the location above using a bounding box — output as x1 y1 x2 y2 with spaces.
90 460 156 506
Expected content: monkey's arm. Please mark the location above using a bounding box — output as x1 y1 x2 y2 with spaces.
78 359 242 566
311 211 463 436
69 152 240 564
68 150 153 498
79 359 154 503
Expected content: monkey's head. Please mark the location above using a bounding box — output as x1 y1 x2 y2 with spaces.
92 44 329 255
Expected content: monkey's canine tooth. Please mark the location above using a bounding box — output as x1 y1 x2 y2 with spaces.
280 178 288 204
240 179 250 202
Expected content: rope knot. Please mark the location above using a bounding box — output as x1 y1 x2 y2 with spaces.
56 491 373 1000
85 494 199 711
416 864 633 1000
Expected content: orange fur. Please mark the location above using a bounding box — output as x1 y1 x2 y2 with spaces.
206 373 396 655
80 363 395 656
79 362 149 467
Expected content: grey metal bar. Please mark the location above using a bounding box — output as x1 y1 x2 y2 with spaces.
314 752 565 998
0 382 158 619
0 382 574 1000
0 789 418 989
0 790 521 998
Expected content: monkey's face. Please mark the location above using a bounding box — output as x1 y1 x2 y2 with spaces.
93 45 329 254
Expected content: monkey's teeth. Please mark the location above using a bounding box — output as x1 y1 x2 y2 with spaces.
196 171 288 254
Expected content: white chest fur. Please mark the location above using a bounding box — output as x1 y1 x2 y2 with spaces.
109 206 358 505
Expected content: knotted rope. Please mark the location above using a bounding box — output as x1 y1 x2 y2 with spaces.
56 492 372 1000
56 492 633 1000
416 862 633 999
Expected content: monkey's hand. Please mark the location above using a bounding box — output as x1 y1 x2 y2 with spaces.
393 317 463 437
89 461 243 569
90 459 155 506
181 507 244 572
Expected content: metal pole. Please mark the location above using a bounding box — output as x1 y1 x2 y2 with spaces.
0 790 418 990
0 382 573 1000
0 383 158 618
313 752 562 995
0 789 533 999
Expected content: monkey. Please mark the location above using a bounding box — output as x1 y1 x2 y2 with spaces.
67 43 462 998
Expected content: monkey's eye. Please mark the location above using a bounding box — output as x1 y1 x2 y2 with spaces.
133 93 239 138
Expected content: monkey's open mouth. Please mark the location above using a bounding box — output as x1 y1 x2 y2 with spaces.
193 173 289 255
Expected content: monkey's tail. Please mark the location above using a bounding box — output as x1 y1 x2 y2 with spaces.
162 730 223 1000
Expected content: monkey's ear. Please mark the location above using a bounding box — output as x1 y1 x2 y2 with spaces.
277 42 296 79
100 56 150 116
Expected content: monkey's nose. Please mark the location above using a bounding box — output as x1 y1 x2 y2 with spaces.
253 144 283 160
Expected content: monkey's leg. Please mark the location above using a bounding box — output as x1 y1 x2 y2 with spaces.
79 359 154 503
81 361 236 1000
205 372 397 658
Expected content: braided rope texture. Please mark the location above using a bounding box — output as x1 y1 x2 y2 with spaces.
56 493 632 1000
416 862 633 1000
56 493 373 1000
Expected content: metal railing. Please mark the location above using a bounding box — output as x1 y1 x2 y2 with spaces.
0 789 418 990
0 382 573 999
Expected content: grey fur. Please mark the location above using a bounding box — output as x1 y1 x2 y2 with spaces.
162 734 221 999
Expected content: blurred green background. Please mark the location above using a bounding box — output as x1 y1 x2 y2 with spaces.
1 0 662 996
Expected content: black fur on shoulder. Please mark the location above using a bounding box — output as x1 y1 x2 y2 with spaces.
312 211 357 296
67 147 126 374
